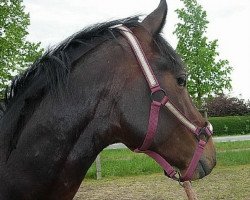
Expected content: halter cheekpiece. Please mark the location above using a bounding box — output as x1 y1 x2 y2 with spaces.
110 24 213 182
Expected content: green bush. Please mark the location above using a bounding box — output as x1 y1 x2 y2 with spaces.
209 115 250 136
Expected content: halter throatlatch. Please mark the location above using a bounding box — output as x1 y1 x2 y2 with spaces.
110 24 213 182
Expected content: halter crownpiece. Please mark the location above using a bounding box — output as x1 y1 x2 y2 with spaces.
110 24 213 182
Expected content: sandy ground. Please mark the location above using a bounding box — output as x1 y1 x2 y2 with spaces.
73 165 250 200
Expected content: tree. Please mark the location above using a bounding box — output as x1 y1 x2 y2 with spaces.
206 94 250 117
174 0 232 108
0 0 43 99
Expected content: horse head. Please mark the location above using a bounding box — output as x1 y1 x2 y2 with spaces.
107 0 216 181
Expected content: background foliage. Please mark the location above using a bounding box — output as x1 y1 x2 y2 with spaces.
0 0 43 99
209 115 250 136
174 0 232 108
206 94 250 117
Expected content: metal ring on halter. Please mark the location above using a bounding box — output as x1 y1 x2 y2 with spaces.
177 172 185 187
150 88 167 103
197 127 211 142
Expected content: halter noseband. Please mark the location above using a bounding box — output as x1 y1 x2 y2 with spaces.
110 24 213 182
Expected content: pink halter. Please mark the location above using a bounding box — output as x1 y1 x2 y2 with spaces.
110 24 213 182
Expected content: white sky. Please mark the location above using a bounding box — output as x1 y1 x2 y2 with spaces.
23 0 250 100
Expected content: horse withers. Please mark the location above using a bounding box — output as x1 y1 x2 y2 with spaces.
0 0 216 199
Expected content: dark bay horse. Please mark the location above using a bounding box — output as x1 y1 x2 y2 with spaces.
0 0 216 199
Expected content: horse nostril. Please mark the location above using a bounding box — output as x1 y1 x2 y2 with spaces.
199 159 213 177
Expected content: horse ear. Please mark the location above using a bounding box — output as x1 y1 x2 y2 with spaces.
141 0 168 35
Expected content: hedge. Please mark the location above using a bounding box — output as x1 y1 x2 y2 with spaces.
208 115 250 136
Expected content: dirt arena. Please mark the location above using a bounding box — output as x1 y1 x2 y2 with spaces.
74 165 250 200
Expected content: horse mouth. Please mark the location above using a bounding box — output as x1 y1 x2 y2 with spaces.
196 157 216 180
163 159 215 181
198 160 211 178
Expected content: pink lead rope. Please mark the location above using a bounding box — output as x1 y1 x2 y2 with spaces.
110 24 213 182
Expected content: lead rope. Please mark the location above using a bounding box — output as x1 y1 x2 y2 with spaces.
183 181 199 200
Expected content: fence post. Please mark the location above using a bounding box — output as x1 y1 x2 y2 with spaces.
95 154 102 180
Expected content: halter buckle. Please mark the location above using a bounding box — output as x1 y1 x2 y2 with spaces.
150 88 168 104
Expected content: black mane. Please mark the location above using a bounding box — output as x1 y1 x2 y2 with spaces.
2 16 141 113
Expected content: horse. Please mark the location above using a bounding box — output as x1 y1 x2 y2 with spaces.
0 0 216 199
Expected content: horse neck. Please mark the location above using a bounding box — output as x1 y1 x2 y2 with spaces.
0 43 128 199
0 98 113 199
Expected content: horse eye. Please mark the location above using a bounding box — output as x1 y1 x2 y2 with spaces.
177 76 187 87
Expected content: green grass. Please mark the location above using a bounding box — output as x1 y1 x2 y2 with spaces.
85 140 250 179
215 140 250 151
215 140 250 167
217 150 250 166
86 150 161 179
